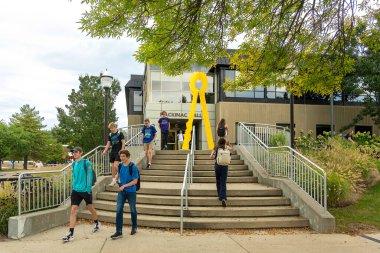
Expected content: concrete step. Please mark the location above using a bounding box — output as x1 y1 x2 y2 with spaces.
140 175 257 183
91 200 300 217
140 169 253 177
105 182 283 197
78 210 309 229
151 160 244 165
148 164 249 171
153 154 240 160
155 150 237 155
97 192 292 206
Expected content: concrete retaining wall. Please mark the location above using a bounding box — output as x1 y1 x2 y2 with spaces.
234 145 335 233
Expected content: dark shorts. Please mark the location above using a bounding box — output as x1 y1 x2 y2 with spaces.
71 190 93 206
109 152 121 163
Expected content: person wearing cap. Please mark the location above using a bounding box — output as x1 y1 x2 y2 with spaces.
141 118 157 168
62 147 100 242
102 122 125 186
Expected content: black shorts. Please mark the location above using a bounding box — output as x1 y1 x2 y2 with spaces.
71 190 93 206
109 152 121 163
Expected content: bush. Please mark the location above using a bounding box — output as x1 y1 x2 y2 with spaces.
0 183 18 235
295 133 379 207
270 131 287 147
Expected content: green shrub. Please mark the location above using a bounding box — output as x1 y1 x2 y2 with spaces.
0 183 18 235
327 172 351 207
270 131 287 147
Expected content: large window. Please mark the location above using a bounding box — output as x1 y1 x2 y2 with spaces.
316 124 333 136
133 91 142 111
150 68 214 103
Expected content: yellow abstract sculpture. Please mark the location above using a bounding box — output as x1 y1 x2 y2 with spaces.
182 72 214 150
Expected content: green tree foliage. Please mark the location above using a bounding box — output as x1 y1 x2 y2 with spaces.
78 0 375 95
0 122 12 170
9 105 46 170
341 10 380 129
53 75 121 152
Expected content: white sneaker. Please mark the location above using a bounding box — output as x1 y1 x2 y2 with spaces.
93 221 101 233
108 179 115 186
62 232 74 242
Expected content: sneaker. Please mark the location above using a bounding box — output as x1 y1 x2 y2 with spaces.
93 221 101 233
62 232 74 242
221 199 227 207
111 231 123 240
108 179 115 186
147 163 151 169
130 227 137 235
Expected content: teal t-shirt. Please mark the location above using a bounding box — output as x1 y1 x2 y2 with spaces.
72 159 93 193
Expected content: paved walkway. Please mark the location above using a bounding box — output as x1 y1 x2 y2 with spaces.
1 224 380 253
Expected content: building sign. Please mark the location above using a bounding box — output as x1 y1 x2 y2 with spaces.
167 112 202 118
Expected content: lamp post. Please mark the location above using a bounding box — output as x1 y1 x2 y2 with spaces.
101 69 113 144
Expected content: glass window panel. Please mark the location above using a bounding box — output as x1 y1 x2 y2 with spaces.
236 90 254 98
255 86 264 92
162 81 181 91
255 91 265 98
207 76 214 92
276 86 287 92
276 92 287 99
151 71 161 81
152 81 161 90
133 105 142 111
181 92 191 103
267 85 276 92
224 70 235 82
133 91 142 106
267 92 276 99
161 91 182 103
151 91 161 102
161 73 180 81
150 65 161 71
182 82 190 91
225 91 235 97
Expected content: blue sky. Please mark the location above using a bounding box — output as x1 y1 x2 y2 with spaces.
0 0 144 129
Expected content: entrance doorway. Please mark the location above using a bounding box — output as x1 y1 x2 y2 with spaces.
165 119 201 150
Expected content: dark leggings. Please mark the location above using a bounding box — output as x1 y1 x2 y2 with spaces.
215 164 228 200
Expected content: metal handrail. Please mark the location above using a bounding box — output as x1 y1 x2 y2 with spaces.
241 122 291 147
17 145 110 215
180 125 195 235
237 122 327 212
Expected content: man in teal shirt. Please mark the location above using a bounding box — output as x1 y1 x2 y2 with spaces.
62 147 100 242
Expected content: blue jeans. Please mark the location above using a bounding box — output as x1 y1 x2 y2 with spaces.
116 191 137 233
214 165 228 200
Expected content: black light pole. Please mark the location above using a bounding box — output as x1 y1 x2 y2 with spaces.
101 69 113 144
290 92 295 148
330 93 334 137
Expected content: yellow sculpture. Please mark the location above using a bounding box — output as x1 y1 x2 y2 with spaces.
182 72 214 150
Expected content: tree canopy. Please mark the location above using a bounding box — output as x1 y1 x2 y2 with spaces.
79 0 377 95
52 75 121 152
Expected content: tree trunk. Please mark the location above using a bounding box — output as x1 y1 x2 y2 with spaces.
24 155 28 170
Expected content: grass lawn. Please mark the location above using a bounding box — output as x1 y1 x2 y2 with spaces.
329 160 380 234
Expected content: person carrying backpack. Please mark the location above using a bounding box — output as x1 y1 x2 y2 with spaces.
216 118 229 140
111 149 139 239
62 147 100 242
210 138 231 207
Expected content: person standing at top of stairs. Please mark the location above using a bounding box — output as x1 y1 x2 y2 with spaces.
142 118 157 169
216 118 229 141
158 111 170 150
102 122 125 186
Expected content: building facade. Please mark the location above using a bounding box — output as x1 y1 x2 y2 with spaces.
125 55 379 149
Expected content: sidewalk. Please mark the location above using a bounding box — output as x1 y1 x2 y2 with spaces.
1 224 379 253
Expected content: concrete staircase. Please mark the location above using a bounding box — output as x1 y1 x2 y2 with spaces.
78 150 309 229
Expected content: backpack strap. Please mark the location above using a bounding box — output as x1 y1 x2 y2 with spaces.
118 162 122 174
129 162 135 176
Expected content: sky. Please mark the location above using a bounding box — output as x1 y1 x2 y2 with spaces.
0 0 144 129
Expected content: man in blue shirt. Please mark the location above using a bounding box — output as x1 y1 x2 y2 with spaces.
158 111 170 150
141 118 157 168
62 147 100 242
111 150 139 239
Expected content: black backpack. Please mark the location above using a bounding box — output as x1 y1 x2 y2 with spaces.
217 126 226 137
73 159 96 187
118 162 140 191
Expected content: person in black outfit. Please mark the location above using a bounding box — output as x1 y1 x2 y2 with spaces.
102 122 125 186
216 118 229 140
210 138 231 207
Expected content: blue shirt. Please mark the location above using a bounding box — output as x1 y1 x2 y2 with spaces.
158 117 170 131
118 162 139 192
72 159 93 193
142 125 157 143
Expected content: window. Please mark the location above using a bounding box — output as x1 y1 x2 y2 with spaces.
355 125 372 134
133 91 142 111
316 125 334 136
